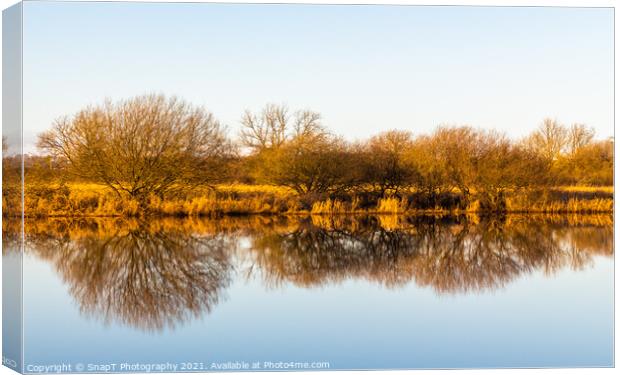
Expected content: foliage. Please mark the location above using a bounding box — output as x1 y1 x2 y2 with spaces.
553 139 613 186
11 95 613 216
37 94 233 203
355 130 417 196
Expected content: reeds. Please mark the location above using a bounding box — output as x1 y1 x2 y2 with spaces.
506 196 613 214
375 197 409 214
6 183 614 218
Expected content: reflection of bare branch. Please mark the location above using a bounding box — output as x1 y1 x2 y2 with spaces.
247 216 613 293
11 214 613 332
25 220 235 332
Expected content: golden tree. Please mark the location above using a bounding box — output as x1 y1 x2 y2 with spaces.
38 94 231 202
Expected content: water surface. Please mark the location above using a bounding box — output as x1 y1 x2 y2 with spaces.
8 215 614 371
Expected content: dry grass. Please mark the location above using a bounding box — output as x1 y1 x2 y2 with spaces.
6 183 614 218
18 183 300 217
215 183 294 195
374 197 409 214
506 198 613 214
505 189 613 214
557 186 614 194
311 197 361 214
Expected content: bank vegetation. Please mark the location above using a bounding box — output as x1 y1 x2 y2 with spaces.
2 94 613 217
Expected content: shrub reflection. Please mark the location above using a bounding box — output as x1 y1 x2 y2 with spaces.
22 219 234 332
248 215 612 292
7 214 612 331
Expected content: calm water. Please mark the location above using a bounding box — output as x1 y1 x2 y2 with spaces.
7 215 615 371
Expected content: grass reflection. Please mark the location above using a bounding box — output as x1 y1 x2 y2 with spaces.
5 214 613 332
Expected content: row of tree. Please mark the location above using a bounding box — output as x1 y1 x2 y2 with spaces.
10 94 612 206
239 108 612 193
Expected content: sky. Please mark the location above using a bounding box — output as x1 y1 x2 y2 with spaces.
14 1 615 153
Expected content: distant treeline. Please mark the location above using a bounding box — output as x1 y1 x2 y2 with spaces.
2 94 614 216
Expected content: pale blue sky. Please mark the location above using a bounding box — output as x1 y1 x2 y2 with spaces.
20 1 614 153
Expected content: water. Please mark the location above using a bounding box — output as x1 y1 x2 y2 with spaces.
6 215 614 371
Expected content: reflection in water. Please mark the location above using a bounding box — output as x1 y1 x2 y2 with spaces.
249 215 613 292
6 214 613 332
22 219 234 332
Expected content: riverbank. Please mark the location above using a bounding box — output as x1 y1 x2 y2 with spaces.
3 183 613 218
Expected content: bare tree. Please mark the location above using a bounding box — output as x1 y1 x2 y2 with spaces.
525 118 569 161
567 123 595 154
293 110 324 138
239 104 324 152
556 139 613 185
406 126 480 199
259 126 352 194
472 132 549 210
240 104 289 151
406 135 451 197
359 130 417 196
37 94 231 202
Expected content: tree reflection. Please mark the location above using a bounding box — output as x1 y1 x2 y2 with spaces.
247 215 613 293
14 214 613 332
25 219 234 332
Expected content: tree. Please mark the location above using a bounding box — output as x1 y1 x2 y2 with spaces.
241 104 353 195
406 134 451 197
472 134 549 211
567 123 595 155
525 118 568 161
555 139 613 185
406 126 550 211
358 130 417 196
37 94 231 203
406 126 481 200
239 104 323 152
2 136 22 217
259 127 352 195
240 104 289 151
430 126 481 197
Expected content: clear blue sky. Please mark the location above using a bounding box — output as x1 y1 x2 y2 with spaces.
20 1 614 153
